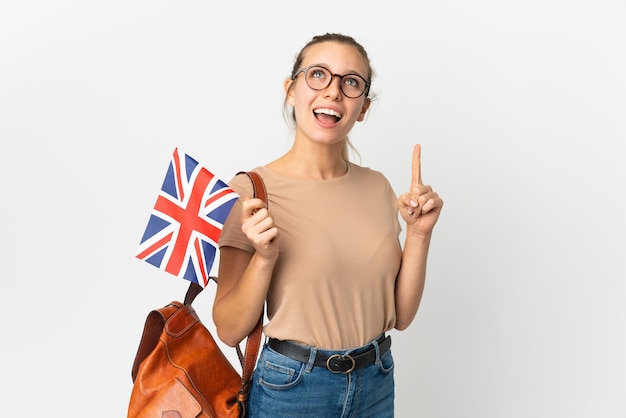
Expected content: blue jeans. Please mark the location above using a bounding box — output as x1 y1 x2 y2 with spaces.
247 336 395 417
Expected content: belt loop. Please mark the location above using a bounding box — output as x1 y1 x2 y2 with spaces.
305 347 317 373
371 336 381 365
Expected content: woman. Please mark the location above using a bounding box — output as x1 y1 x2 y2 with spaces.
214 33 443 417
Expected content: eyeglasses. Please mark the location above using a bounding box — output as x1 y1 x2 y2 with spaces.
293 65 370 99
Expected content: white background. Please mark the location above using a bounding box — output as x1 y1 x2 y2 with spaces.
1 1 625 417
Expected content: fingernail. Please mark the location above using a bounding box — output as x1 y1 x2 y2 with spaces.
410 200 418 207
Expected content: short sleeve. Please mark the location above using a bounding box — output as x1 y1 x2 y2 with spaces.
218 172 257 253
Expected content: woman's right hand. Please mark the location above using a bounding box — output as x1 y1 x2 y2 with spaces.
241 197 279 260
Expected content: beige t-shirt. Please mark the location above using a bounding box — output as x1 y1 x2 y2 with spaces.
219 164 402 350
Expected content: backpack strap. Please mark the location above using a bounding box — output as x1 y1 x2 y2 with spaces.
236 171 268 210
232 171 266 396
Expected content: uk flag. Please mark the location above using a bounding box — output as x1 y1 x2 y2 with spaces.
136 148 239 287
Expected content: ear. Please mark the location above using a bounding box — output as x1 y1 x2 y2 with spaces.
284 78 295 106
356 98 371 122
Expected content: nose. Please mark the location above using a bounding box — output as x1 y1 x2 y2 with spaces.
323 75 343 100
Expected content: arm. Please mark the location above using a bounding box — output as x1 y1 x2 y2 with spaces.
394 144 443 330
213 198 279 346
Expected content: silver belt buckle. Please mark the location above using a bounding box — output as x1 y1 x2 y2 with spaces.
326 354 356 373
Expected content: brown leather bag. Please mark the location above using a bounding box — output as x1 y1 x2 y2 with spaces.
128 171 266 418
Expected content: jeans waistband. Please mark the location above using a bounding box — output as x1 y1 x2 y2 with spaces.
267 335 391 374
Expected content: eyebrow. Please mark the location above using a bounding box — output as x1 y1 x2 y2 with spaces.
309 63 367 79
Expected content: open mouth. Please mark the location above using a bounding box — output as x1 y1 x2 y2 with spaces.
314 108 342 124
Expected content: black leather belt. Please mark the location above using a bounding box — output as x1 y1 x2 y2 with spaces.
267 335 391 374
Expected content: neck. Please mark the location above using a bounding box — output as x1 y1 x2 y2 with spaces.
267 141 349 180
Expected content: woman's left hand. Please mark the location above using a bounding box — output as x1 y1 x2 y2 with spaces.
398 144 444 235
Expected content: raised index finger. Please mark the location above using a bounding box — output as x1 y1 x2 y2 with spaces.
411 144 423 188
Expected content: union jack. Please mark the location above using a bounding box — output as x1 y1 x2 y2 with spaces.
136 148 239 287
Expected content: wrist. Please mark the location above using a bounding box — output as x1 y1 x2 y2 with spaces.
251 250 278 270
405 227 432 244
